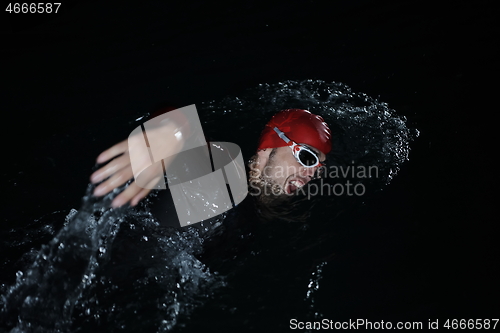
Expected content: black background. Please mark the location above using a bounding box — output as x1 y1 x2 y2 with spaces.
2 0 499 330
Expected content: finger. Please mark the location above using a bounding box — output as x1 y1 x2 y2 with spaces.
112 172 162 207
130 188 152 206
91 153 131 184
111 183 140 208
93 166 134 197
111 182 147 208
96 140 129 164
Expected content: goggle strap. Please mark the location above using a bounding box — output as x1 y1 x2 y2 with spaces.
273 127 290 144
274 126 321 168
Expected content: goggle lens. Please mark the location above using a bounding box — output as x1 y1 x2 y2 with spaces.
298 149 319 166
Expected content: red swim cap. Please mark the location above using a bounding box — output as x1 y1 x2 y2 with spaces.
257 109 332 154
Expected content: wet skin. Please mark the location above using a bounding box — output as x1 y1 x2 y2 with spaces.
255 145 326 194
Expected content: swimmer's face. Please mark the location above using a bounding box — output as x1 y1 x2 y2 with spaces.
252 145 326 195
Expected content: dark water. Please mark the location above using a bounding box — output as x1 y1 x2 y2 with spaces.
3 1 498 332
0 80 416 332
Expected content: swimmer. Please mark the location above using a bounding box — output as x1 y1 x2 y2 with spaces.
90 108 332 209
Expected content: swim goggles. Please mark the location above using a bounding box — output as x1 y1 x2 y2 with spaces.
273 127 324 168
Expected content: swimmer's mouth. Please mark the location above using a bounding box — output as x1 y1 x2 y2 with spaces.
285 178 306 194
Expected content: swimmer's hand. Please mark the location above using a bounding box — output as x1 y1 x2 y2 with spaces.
90 122 184 208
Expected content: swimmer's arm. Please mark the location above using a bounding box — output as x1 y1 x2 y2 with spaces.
90 116 186 208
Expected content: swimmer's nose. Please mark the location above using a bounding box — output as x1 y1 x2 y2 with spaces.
300 166 318 179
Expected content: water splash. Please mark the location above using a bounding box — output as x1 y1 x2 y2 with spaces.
305 261 327 321
1 184 125 332
201 79 418 188
1 79 417 332
0 183 225 332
